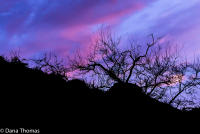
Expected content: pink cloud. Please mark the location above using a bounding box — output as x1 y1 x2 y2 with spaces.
0 0 152 59
95 3 145 25
56 1 148 59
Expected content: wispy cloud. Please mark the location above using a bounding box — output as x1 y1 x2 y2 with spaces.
0 0 200 59
118 0 200 58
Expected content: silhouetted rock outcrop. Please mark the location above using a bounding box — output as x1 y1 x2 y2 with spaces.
107 83 142 96
66 79 105 96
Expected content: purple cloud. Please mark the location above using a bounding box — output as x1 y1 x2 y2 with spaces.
0 0 151 58
118 0 200 58
1 0 200 61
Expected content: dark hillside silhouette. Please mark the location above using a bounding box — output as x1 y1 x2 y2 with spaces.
106 83 180 112
0 56 180 112
0 56 104 101
1 54 200 126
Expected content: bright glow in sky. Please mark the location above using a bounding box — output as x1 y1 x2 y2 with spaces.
0 0 200 59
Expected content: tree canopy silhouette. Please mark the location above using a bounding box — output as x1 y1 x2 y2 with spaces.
69 29 200 109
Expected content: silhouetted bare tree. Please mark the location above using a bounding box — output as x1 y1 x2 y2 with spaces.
69 28 200 108
168 58 200 107
134 46 200 108
69 29 158 88
32 52 68 80
134 46 178 96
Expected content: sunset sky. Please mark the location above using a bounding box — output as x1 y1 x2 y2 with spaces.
0 0 200 59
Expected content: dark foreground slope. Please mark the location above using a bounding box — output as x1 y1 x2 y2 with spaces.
106 83 180 112
0 56 199 127
0 56 181 108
